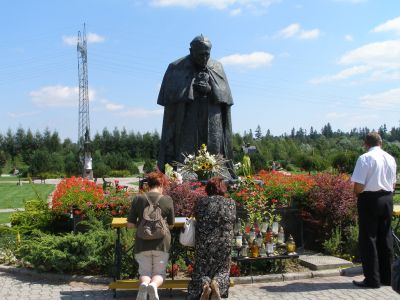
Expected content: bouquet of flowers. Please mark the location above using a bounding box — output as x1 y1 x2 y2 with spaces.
175 144 229 180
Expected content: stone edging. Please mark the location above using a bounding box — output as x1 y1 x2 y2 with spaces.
0 264 112 285
0 264 362 286
233 266 363 284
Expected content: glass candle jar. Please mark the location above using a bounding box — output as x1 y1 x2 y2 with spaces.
235 235 243 247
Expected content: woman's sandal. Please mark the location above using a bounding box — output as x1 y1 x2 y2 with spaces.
210 280 221 300
200 283 212 300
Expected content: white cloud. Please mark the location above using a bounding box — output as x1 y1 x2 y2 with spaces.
311 40 400 84
30 85 95 107
339 40 400 66
87 33 106 43
310 65 371 84
105 103 124 111
63 32 106 46
230 8 242 16
372 16 400 35
345 34 353 41
151 0 233 9
219 51 274 68
62 36 77 46
8 111 40 118
298 29 320 40
333 0 366 3
276 23 320 40
277 23 300 38
360 88 400 109
149 0 279 13
100 99 125 111
119 108 164 117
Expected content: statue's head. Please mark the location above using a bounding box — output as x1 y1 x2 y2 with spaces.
190 35 212 69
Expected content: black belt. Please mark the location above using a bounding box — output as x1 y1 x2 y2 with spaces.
360 190 392 195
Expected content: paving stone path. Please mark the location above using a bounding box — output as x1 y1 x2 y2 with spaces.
1 271 399 300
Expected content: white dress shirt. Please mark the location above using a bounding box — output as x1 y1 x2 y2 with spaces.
351 146 397 192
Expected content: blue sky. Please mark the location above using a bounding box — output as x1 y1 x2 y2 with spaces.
1 0 400 141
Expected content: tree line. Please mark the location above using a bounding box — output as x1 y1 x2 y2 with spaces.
0 123 399 178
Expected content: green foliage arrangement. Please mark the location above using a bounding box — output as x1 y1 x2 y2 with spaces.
109 170 131 177
0 226 18 264
17 226 114 274
10 199 54 233
323 227 342 256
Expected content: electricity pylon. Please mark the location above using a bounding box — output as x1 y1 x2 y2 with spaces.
77 24 93 179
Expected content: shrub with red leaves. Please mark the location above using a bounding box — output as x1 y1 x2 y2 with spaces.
301 173 357 246
165 181 206 217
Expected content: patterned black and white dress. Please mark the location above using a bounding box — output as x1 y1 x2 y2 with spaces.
187 195 236 299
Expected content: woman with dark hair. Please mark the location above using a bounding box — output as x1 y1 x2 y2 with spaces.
187 177 236 300
127 171 175 300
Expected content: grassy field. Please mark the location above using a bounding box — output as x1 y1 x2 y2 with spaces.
0 183 55 209
0 212 13 224
394 193 400 204
0 176 20 182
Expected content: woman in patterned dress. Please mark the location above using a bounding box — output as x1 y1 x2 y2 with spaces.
187 177 236 300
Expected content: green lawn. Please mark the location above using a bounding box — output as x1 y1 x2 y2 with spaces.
394 193 400 205
0 183 55 209
0 212 13 224
0 176 20 182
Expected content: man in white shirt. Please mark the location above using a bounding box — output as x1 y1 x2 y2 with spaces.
351 132 397 288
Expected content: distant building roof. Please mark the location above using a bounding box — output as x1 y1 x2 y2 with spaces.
242 144 257 154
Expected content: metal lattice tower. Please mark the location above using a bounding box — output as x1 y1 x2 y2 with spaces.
77 24 90 148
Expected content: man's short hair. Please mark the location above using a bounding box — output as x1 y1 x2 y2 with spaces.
190 34 212 50
365 131 382 147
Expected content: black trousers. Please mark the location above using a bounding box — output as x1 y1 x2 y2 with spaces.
358 191 394 286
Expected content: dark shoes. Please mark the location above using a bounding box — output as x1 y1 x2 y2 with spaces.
352 280 380 289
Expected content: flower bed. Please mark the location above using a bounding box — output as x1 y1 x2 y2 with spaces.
230 171 314 224
51 176 131 218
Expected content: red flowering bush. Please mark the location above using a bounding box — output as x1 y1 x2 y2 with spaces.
52 177 132 217
101 189 132 217
52 177 104 213
230 171 314 224
165 181 206 217
230 176 272 223
257 170 314 207
300 173 357 248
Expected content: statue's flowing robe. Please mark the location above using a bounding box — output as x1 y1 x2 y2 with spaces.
157 55 234 177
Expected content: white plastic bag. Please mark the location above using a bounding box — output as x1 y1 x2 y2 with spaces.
179 218 195 247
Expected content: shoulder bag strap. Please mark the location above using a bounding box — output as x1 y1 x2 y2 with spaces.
143 193 163 206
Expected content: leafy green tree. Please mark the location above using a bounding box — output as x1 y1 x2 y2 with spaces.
297 154 327 174
143 159 155 174
331 152 358 173
29 149 50 175
249 152 267 173
93 161 111 179
64 152 81 177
